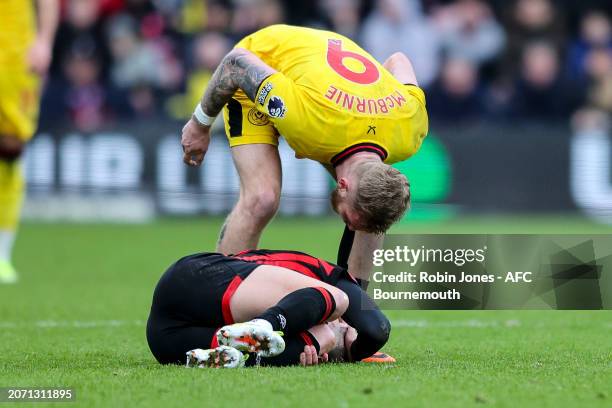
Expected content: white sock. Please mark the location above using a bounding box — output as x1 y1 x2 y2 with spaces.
0 230 16 262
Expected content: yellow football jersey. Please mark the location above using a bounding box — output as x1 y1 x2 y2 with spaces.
0 0 40 140
224 25 428 166
0 0 36 67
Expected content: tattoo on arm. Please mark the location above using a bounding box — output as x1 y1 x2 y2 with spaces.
201 48 276 116
217 221 228 248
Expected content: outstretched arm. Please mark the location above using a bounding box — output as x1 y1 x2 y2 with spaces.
350 231 384 283
337 225 355 269
383 52 419 86
337 225 384 286
181 48 276 166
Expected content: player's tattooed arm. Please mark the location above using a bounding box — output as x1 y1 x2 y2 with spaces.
183 49 273 167
200 48 277 116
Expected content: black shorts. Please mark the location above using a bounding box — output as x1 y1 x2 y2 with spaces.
146 253 257 364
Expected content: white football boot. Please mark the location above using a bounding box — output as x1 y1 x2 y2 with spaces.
217 319 285 357
185 346 248 368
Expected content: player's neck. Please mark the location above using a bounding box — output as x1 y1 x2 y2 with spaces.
335 152 382 180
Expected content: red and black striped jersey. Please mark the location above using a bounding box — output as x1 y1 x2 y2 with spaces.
232 249 354 285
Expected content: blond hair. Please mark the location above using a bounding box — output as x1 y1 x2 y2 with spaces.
353 162 410 234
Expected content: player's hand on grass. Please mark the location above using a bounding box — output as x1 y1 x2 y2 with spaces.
299 345 317 366
299 345 328 366
181 118 211 167
27 36 53 76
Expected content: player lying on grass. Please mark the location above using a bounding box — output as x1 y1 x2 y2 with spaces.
146 249 390 368
181 24 429 282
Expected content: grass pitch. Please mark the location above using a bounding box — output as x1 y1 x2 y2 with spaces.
1 215 611 407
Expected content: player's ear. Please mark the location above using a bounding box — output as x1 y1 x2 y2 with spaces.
337 177 349 192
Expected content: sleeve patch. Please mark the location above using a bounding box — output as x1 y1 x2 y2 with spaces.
267 96 287 118
258 82 273 105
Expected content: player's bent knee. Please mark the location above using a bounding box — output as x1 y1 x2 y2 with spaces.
362 314 391 350
240 188 280 222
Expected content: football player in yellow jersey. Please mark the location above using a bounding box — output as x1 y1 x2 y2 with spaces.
181 25 429 281
0 0 59 283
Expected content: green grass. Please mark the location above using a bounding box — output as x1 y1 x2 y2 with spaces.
0 216 611 407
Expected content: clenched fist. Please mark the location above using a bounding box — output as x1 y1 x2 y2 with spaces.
181 118 211 167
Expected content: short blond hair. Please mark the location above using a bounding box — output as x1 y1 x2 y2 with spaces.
353 162 410 234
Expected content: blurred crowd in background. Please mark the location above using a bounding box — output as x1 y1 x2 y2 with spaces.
40 0 612 132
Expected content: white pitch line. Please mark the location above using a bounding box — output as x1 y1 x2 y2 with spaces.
0 320 145 329
0 319 518 330
391 319 522 328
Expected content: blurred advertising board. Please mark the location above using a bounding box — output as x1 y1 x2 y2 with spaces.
22 121 611 222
